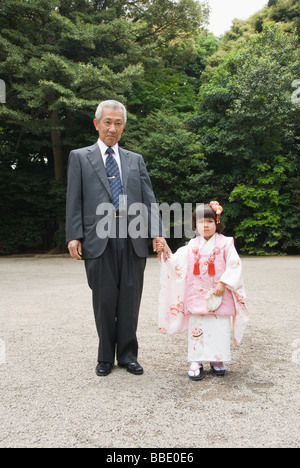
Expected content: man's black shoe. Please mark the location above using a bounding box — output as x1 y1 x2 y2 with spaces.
119 362 144 375
96 362 113 377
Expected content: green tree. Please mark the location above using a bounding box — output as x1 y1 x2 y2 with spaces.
128 109 212 248
0 0 144 252
204 0 300 79
193 25 300 254
136 109 211 205
0 0 206 253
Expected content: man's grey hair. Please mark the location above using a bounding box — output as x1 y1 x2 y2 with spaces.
95 100 127 123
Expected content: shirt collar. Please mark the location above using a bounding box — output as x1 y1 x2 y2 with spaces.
97 139 119 158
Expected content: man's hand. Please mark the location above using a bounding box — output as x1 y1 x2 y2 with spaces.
68 240 83 260
153 237 171 262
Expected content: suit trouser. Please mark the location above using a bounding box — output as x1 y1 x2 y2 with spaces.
85 235 147 365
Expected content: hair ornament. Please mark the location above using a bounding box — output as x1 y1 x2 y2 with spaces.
210 201 223 224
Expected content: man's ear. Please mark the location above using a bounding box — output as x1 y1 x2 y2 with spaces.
93 119 99 131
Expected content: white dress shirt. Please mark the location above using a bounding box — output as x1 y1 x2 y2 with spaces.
97 139 123 183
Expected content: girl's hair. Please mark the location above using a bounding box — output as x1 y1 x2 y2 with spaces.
192 204 226 234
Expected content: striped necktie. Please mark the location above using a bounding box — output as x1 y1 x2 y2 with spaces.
105 147 124 210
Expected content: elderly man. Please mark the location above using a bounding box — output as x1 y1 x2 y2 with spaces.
66 100 170 377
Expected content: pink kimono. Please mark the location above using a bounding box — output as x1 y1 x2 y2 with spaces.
185 234 237 317
158 234 249 348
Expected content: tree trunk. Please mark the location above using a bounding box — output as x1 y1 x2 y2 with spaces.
50 110 65 236
50 110 64 181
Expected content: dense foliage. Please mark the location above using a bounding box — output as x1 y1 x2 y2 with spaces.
0 0 299 255
193 24 300 254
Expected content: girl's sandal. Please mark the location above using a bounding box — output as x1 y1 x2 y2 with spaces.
210 362 226 376
188 362 204 381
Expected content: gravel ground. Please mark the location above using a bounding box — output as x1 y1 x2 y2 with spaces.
0 255 300 448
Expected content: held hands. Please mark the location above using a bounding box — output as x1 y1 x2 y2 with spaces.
68 238 171 262
153 237 171 262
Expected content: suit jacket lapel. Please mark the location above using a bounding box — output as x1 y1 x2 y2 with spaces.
86 143 112 196
86 144 132 196
119 147 131 193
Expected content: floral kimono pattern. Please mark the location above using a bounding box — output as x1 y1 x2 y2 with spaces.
158 234 249 346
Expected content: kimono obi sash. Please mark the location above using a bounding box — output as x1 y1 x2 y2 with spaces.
184 235 236 317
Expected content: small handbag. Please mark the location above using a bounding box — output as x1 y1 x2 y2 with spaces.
206 291 222 312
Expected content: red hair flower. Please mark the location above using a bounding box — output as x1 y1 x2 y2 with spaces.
210 201 223 224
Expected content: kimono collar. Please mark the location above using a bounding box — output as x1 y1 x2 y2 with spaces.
197 234 216 249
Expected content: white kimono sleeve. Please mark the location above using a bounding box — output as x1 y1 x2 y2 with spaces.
220 242 249 345
158 246 190 335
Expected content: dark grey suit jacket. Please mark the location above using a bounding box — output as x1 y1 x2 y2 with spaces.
66 143 162 259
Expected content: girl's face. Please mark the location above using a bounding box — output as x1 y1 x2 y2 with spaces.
197 217 217 240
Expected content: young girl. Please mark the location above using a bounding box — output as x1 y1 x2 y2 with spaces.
157 202 249 381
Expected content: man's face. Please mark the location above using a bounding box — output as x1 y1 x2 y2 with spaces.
93 107 126 147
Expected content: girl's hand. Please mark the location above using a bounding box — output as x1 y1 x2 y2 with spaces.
155 243 164 255
214 282 226 297
153 238 172 262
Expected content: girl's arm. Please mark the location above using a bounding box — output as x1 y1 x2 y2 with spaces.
220 242 245 296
